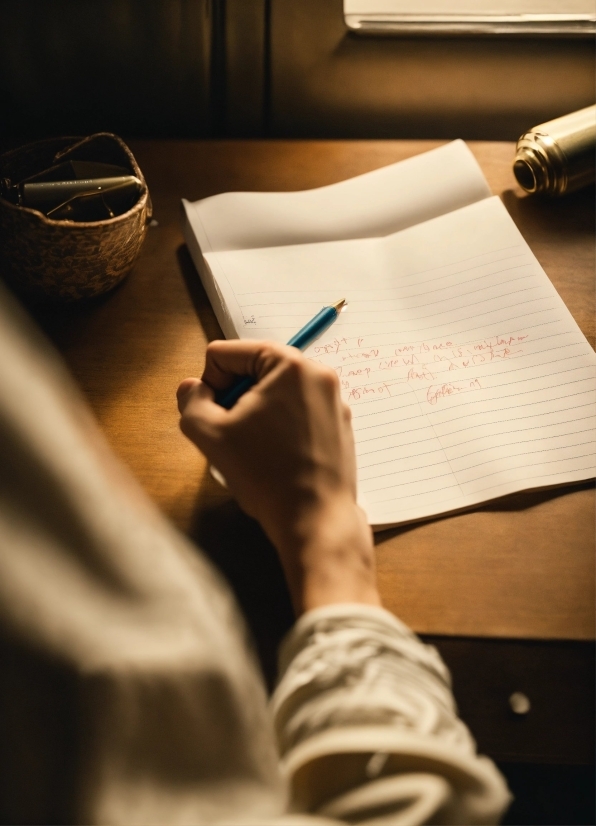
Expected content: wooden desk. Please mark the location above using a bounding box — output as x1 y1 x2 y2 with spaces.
34 141 594 764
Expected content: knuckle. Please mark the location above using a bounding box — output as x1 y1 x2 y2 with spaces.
282 361 304 387
283 346 303 366
267 342 290 361
318 365 340 392
276 346 305 377
257 342 286 375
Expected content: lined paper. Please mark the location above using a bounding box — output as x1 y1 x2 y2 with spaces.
201 196 596 527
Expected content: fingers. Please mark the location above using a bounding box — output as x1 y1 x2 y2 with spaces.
178 340 348 459
201 339 299 391
176 378 229 448
177 340 294 433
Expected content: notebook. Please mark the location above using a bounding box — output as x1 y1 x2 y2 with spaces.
182 140 596 529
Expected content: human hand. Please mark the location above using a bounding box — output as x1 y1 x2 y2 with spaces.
177 340 380 613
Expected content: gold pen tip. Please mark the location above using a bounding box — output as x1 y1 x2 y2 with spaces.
332 298 347 312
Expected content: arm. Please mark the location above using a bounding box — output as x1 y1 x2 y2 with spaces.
177 340 511 824
177 339 380 614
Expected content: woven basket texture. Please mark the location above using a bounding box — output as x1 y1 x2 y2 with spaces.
0 133 151 302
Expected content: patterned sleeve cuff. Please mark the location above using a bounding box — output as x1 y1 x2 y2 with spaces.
272 603 474 757
270 604 511 824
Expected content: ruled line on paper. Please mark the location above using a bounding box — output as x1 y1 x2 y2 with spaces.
358 445 456 471
363 470 460 495
249 316 568 346
255 287 545 323
352 381 594 436
368 459 596 514
363 451 596 496
235 252 537 311
233 243 526 295
244 274 535 310
423 377 594 421
437 411 596 447
357 437 596 488
357 423 596 468
251 307 561 338
432 394 595 431
245 269 537 313
442 420 596 453
243 254 531 292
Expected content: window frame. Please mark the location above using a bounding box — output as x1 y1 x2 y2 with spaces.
344 1 596 36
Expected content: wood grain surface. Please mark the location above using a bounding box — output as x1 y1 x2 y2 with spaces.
33 140 595 642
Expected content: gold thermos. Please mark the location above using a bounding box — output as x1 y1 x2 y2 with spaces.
514 105 596 196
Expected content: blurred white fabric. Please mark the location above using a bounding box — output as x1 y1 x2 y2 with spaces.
0 284 510 824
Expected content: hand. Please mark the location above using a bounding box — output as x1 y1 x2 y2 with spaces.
177 340 380 613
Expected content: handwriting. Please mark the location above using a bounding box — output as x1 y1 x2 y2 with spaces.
310 332 527 406
433 345 522 370
316 332 525 376
315 333 527 365
347 382 396 403
379 355 418 370
341 349 379 361
243 314 256 325
313 337 349 355
407 366 436 382
426 379 482 406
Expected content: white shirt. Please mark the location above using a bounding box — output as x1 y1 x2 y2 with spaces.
0 283 510 824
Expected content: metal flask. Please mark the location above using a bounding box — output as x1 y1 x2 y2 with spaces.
514 105 596 196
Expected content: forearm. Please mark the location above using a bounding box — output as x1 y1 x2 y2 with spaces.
270 495 380 614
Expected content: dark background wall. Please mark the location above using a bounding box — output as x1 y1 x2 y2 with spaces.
0 0 212 146
0 0 594 146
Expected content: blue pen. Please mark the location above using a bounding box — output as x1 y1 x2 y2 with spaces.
217 298 346 409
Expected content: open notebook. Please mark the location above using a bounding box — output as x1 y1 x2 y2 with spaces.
182 140 596 529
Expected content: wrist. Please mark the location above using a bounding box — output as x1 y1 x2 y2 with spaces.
271 494 381 614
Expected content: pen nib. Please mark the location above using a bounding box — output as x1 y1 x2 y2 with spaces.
331 298 347 312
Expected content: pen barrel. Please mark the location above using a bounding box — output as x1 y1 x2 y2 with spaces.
216 375 256 410
216 304 340 409
287 306 338 350
514 105 596 196
21 176 141 209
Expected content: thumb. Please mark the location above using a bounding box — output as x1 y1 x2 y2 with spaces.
176 377 200 412
177 379 230 450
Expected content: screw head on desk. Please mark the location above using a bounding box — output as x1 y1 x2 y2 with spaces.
509 692 531 715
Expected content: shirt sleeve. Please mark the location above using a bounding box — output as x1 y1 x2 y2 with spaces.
271 604 512 825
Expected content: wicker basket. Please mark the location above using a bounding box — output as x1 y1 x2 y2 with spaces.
0 133 151 302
